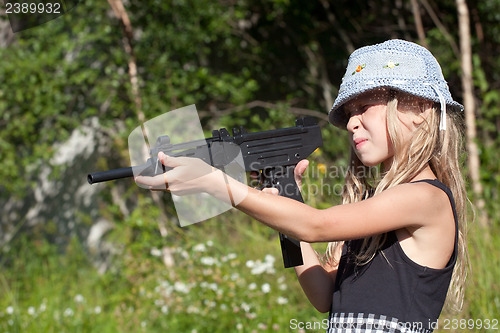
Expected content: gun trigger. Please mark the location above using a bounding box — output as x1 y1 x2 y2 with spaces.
154 158 160 175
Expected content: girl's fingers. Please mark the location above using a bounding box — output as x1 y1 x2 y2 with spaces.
294 159 309 187
262 187 279 196
135 173 169 188
158 152 182 168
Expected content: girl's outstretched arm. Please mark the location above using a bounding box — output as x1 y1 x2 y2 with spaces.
136 153 451 250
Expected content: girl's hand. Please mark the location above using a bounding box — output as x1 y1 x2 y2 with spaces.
135 152 218 195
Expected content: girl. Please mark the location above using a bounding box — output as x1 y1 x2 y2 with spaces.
136 39 468 332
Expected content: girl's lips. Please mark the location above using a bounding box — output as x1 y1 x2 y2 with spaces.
353 138 368 150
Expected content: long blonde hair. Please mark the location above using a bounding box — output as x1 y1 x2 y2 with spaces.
325 89 468 311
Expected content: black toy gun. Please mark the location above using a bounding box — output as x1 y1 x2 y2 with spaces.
87 117 323 268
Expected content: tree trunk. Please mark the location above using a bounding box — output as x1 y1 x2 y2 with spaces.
410 0 427 48
456 0 488 227
107 0 172 240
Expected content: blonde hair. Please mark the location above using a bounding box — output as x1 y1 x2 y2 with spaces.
325 89 468 311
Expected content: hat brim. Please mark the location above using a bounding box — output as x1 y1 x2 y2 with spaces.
328 84 464 129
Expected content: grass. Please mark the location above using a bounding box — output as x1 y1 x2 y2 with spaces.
0 214 326 333
0 190 498 332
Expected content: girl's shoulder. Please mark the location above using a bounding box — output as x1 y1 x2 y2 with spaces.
393 180 456 269
368 179 452 220
319 179 454 242
384 180 454 224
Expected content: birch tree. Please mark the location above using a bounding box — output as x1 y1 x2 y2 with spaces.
456 0 487 226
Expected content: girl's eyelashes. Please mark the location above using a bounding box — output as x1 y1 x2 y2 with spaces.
346 104 369 117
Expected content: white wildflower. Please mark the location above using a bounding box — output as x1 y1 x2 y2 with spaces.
203 300 216 308
252 258 276 275
249 282 257 290
63 308 74 317
200 256 217 266
278 276 288 290
174 282 190 293
187 305 200 314
74 294 85 303
246 312 257 319
258 323 268 330
27 306 36 316
277 297 288 305
94 306 102 314
240 302 251 312
6 306 14 315
150 247 162 257
250 262 269 275
193 243 207 252
264 254 275 264
261 283 271 293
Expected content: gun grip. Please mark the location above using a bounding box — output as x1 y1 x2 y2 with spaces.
266 165 304 268
279 233 303 268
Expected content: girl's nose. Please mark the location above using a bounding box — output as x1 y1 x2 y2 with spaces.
346 115 361 133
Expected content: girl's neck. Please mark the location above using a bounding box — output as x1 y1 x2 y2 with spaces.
409 165 436 182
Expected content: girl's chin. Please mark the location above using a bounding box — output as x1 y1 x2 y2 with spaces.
356 156 380 167
361 162 379 167
356 154 393 169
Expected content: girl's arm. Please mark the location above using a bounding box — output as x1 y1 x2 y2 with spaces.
284 160 339 313
294 241 341 313
136 153 449 246
259 160 339 313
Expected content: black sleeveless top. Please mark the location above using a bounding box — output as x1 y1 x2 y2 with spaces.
327 179 458 333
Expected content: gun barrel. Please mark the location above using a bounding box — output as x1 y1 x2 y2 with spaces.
87 167 134 184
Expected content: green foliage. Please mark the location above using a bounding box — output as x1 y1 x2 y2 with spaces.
0 0 128 198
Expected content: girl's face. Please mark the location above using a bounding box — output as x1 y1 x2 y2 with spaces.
345 90 393 168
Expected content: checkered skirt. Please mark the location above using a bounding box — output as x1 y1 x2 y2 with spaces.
327 313 433 333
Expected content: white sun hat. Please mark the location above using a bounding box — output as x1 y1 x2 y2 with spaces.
329 39 464 130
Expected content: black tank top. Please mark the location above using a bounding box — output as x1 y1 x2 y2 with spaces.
327 179 458 333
